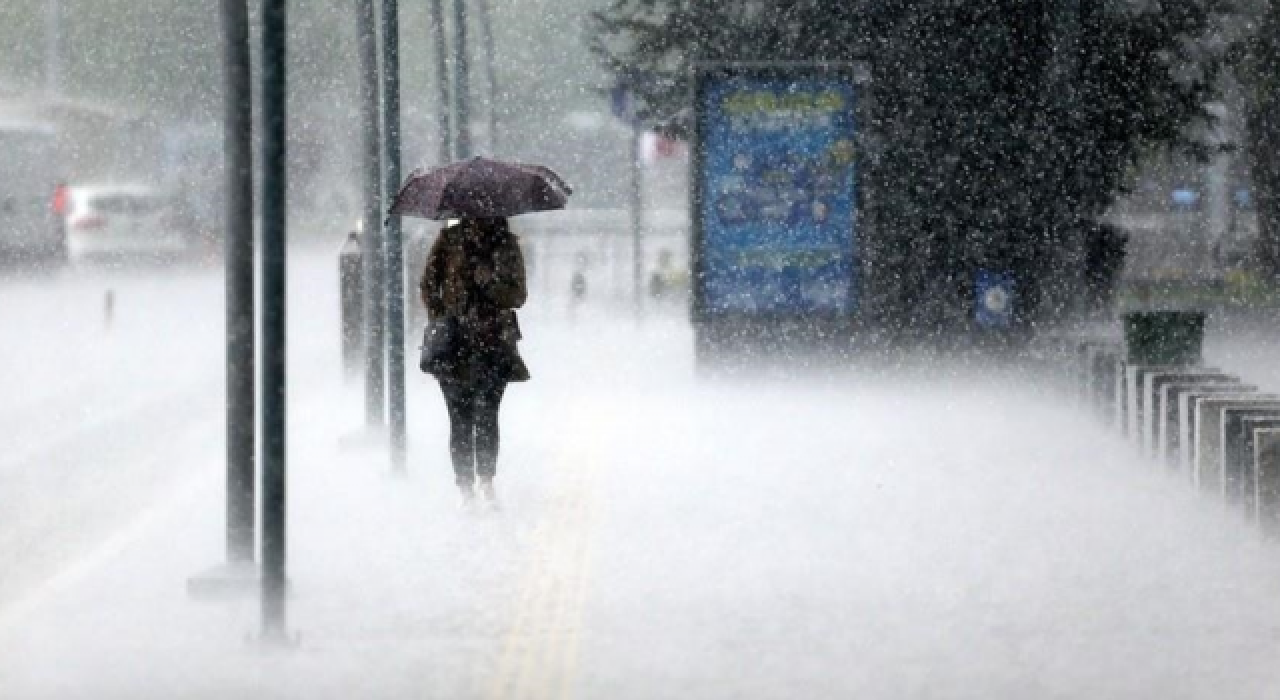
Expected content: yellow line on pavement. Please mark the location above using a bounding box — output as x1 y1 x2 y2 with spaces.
554 462 601 700
487 405 608 700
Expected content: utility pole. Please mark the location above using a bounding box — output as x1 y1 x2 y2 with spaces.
358 0 386 427
476 0 499 153
382 0 407 473
187 0 258 601
451 0 472 158
221 0 256 567
259 0 289 642
428 0 454 162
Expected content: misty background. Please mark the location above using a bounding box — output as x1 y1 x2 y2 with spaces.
0 0 635 231
7 2 1280 698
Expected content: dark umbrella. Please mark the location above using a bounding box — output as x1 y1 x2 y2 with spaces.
389 156 572 221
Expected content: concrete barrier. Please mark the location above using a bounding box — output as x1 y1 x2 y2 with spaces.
1179 390 1262 479
1127 365 1193 443
1158 379 1244 466
1222 410 1280 508
1042 324 1280 536
1140 369 1230 459
1111 353 1129 433
1253 428 1280 532
1193 395 1280 494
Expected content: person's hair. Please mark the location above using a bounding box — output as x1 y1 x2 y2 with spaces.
475 217 511 237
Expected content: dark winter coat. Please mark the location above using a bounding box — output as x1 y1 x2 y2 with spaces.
420 222 530 384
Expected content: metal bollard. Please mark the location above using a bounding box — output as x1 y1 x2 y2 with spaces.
340 231 364 377
1252 428 1280 532
1139 368 1230 459
1224 409 1280 509
104 289 115 330
1156 377 1240 466
1189 394 1280 494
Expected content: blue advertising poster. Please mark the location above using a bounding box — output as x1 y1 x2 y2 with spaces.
696 70 858 316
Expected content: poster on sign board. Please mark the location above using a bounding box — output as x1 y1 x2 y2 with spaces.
692 63 860 320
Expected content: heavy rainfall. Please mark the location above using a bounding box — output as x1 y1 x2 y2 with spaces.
3 0 1280 698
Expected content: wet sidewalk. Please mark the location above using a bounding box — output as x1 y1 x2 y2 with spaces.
5 319 1280 699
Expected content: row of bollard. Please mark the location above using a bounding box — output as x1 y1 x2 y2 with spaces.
1043 311 1280 534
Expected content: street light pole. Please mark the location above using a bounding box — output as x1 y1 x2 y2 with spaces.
186 0 258 601
428 0 454 162
358 0 386 427
381 0 407 473
221 0 256 566
259 0 289 642
475 0 499 154
451 0 472 159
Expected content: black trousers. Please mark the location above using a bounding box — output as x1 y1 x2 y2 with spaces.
439 379 508 485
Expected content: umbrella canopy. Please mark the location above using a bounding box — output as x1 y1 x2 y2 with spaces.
389 156 572 221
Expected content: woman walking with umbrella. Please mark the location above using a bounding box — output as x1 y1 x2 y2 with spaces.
420 217 528 506
393 157 570 507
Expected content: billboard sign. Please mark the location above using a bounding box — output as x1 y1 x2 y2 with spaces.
693 64 859 318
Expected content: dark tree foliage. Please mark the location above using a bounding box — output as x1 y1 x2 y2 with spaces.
591 0 1232 335
1235 1 1280 279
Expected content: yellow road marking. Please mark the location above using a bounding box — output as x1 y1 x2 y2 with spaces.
488 405 608 700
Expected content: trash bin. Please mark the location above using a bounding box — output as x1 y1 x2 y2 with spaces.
1124 310 1205 366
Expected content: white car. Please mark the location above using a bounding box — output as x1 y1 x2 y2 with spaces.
64 184 191 261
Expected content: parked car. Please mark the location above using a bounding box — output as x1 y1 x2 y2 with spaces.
64 184 192 262
0 121 66 266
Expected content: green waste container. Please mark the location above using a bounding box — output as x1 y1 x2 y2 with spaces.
1124 310 1205 366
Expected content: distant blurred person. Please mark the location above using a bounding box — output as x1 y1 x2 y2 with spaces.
569 250 589 320
420 217 530 509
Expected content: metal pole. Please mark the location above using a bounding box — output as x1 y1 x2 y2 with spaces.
222 0 256 565
428 0 454 162
451 0 472 159
630 124 644 318
44 0 60 96
476 0 499 154
358 0 386 427
382 0 407 473
259 0 289 641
